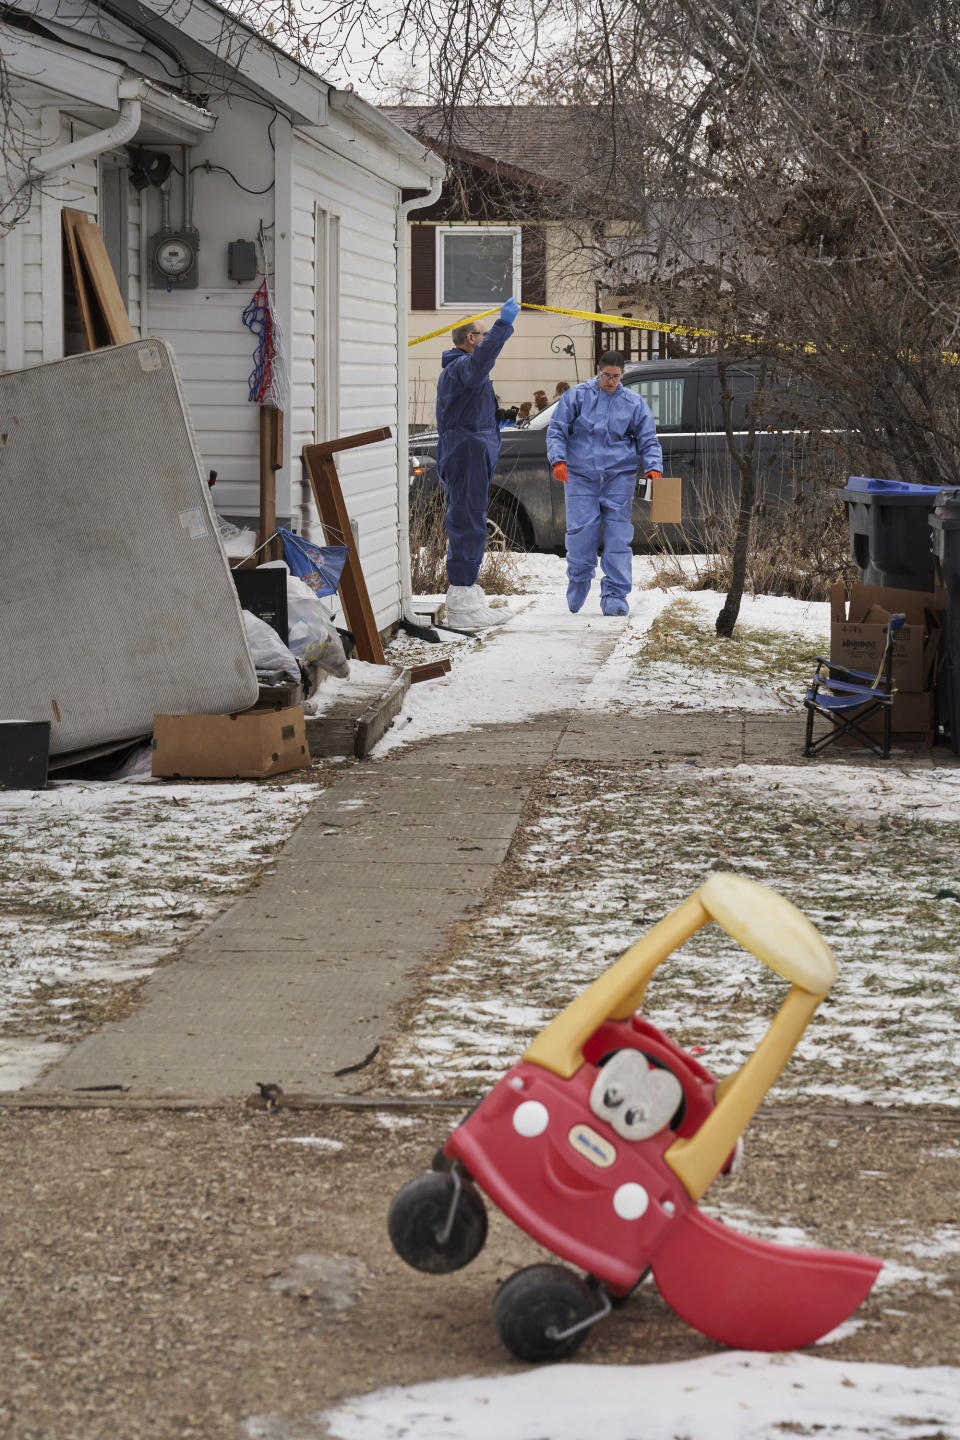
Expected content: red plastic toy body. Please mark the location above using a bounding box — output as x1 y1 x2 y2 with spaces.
389 875 882 1359
445 1015 880 1349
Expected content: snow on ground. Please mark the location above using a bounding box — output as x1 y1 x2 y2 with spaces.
246 1354 960 1440
2 558 955 1101
5 557 960 1433
0 773 318 1087
387 753 960 1107
377 555 831 753
375 558 960 1107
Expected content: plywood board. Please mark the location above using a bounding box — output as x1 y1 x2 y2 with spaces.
61 209 134 348
61 208 98 350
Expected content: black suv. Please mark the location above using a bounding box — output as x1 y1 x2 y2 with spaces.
409 357 833 550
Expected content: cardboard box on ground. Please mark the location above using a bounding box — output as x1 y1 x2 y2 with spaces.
151 708 309 779
830 582 942 745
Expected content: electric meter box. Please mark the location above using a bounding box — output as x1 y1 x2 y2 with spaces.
228 239 257 283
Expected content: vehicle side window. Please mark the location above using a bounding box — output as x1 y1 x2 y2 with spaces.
625 377 685 430
526 401 560 429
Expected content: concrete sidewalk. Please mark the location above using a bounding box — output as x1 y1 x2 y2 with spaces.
30 607 619 1101
27 603 955 1103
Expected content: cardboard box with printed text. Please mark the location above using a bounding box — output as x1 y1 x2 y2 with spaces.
151 707 310 779
830 582 941 694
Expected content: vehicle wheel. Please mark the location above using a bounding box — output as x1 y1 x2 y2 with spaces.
492 1264 596 1362
387 1171 487 1274
487 496 528 550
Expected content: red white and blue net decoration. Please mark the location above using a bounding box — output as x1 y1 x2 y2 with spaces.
242 264 289 411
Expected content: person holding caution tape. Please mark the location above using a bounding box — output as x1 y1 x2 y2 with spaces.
547 351 662 616
436 296 520 630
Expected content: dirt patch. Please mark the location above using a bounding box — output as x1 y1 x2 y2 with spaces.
1 1099 958 1438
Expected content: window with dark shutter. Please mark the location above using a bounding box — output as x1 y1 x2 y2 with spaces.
411 225 437 310
521 226 547 306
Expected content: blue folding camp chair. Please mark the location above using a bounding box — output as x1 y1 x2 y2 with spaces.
803 613 906 759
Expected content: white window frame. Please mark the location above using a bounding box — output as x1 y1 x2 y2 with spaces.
435 225 521 308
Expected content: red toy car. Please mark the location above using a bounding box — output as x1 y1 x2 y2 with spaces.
388 873 882 1361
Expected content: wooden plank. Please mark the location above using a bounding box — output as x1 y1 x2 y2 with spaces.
258 405 281 560
304 711 356 758
61 208 98 351
353 666 411 757
302 433 392 665
245 1092 473 1113
308 427 391 458
411 658 452 683
74 219 135 344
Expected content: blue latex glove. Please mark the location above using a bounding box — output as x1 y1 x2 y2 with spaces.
500 297 520 326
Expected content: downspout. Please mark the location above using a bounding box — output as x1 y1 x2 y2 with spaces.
397 176 443 624
29 78 145 176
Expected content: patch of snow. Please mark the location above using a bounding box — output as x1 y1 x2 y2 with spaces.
274 1137 345 1151
303 1355 960 1440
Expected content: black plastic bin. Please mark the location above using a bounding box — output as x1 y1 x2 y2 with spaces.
0 719 51 789
842 476 942 592
929 489 960 755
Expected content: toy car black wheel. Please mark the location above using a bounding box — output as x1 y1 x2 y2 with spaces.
492 1264 596 1362
387 1170 487 1274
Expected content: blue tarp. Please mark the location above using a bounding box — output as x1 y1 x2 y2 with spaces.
278 527 348 598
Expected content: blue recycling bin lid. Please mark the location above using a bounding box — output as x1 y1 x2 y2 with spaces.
844 476 942 494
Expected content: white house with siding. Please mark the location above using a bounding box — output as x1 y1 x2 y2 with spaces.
0 0 445 633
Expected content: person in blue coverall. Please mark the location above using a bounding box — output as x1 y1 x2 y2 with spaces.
547 352 663 616
436 297 520 630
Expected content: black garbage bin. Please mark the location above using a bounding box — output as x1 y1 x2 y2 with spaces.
842 476 942 591
929 489 960 755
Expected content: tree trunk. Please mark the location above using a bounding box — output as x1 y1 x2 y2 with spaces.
715 454 755 637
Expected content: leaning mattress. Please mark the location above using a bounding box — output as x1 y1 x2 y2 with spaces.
0 338 258 755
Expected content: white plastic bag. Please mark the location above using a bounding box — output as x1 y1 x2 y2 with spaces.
241 609 301 683
286 576 350 680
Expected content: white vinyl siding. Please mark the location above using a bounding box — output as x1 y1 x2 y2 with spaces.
292 133 402 629
142 291 262 513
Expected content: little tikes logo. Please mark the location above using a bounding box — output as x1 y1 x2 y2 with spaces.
568 1124 616 1168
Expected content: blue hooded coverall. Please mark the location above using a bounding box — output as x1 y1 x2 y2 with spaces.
435 316 515 587
547 378 663 607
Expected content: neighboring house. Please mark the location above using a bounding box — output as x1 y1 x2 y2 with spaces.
381 105 651 431
0 0 445 634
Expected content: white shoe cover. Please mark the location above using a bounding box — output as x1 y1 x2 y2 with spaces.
470 584 508 626
445 585 505 630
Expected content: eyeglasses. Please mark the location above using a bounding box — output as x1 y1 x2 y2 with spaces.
599 370 622 381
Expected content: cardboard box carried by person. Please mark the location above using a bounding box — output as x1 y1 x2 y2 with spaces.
650 475 682 525
152 707 309 779
830 582 941 694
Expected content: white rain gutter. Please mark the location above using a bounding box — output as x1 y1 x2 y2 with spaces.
29 76 145 176
396 175 444 625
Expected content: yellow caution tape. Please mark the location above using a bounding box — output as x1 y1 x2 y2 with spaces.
409 301 958 365
521 301 723 341
408 307 503 346
408 300 726 347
